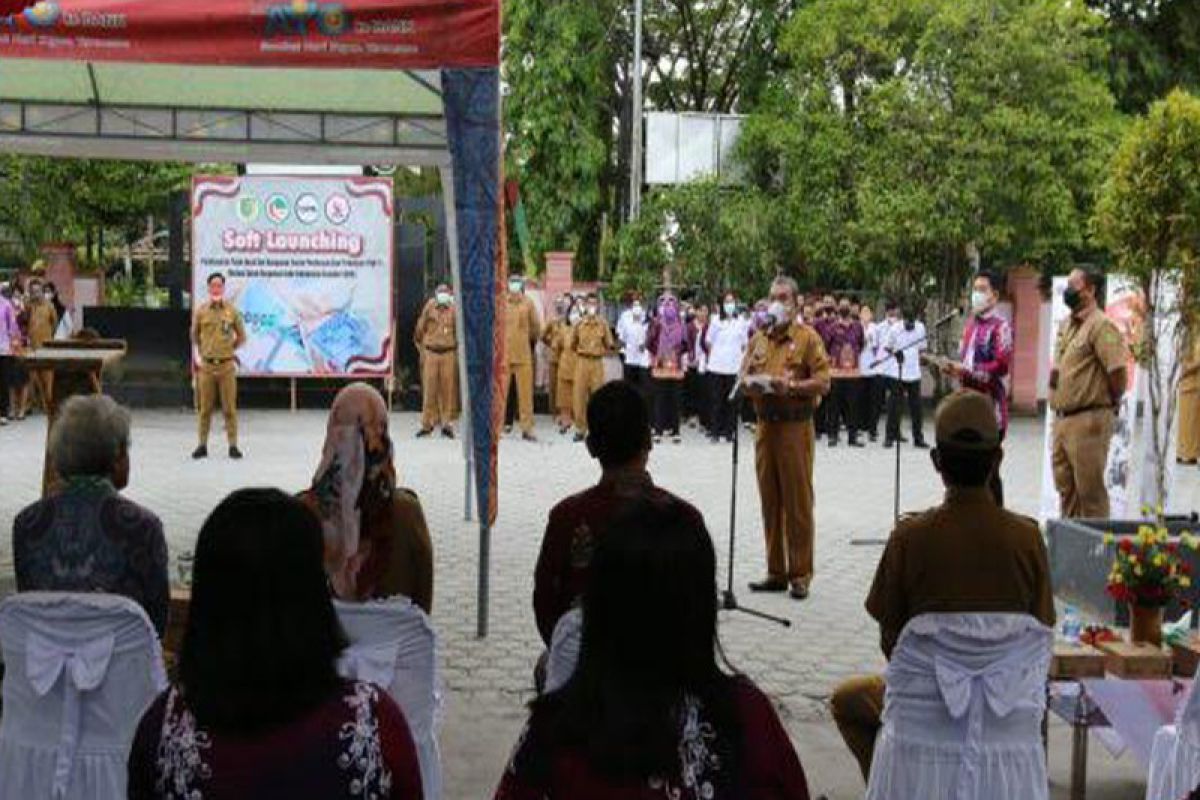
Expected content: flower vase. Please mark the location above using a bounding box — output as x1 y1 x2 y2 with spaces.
1129 604 1164 647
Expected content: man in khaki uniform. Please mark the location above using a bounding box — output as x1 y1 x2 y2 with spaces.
25 278 58 412
744 276 831 600
829 390 1056 780
571 293 615 441
191 273 246 459
541 294 570 415
1179 325 1200 465
503 275 541 441
1050 267 1129 518
414 283 459 439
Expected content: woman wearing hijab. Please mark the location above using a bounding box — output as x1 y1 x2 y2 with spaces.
299 383 434 612
647 294 689 444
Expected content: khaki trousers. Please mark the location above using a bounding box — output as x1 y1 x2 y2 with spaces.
1051 407 1114 519
547 361 558 413
755 420 816 586
503 361 534 434
420 349 458 430
197 360 238 446
30 369 53 412
573 356 606 434
830 674 886 780
556 373 575 427
1180 389 1200 462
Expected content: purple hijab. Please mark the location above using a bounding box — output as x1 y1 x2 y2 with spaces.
656 295 685 355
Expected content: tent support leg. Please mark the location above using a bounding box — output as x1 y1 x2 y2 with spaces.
290 378 297 413
477 523 490 638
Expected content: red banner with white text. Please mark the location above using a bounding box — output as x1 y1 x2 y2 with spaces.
0 0 498 69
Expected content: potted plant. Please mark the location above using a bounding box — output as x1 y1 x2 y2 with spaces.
1105 521 1199 645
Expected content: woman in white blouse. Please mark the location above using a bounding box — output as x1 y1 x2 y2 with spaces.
704 292 750 443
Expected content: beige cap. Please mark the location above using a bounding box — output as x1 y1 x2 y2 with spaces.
935 390 1000 450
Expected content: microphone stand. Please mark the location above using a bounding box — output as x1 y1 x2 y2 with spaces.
720 371 791 627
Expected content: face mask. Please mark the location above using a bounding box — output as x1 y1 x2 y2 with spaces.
436 292 452 307
1063 286 1082 311
838 307 851 318
569 311 581 324
508 280 522 294
30 290 43 302
904 320 915 331
586 305 597 317
970 290 991 313
632 304 643 319
662 303 679 322
209 285 224 301
46 291 55 301
767 301 789 325
723 301 736 316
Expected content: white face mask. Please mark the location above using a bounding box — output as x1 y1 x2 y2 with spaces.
569 311 581 324
586 305 598 317
436 292 452 306
508 280 522 294
970 290 992 313
723 301 736 316
767 301 789 325
631 304 643 319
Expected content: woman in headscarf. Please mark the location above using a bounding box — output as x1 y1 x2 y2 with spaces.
646 293 690 444
299 383 434 612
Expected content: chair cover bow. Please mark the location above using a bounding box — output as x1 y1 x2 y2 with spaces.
25 630 117 798
933 654 1031 720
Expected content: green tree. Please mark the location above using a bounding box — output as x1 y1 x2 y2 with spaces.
1087 0 1200 114
741 0 1123 308
1094 89 1200 506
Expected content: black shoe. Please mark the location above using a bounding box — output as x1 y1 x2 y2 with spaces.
748 578 788 593
828 438 838 447
1178 458 1198 466
883 439 894 448
522 431 538 442
191 445 208 459
899 435 909 443
849 438 865 448
229 446 243 459
790 583 810 600
504 425 513 435
868 431 878 442
441 426 455 439
573 432 585 443
913 440 929 450
416 428 433 438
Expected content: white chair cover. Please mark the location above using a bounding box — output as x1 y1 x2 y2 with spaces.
334 596 443 800
1145 674 1200 800
544 608 582 694
866 613 1053 800
0 592 167 800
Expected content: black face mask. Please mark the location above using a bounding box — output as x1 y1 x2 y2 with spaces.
1063 286 1083 311
904 320 915 331
838 308 851 318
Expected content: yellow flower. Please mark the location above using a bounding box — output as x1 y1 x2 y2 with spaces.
1155 554 1167 567
1113 573 1125 584
1129 554 1138 564
1134 565 1145 577
1183 577 1193 588
1104 533 1115 546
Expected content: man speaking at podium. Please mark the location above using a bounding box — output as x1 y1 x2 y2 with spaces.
743 276 831 601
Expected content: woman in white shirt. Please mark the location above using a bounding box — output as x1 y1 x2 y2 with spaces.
617 298 651 401
858 305 884 442
704 292 750 443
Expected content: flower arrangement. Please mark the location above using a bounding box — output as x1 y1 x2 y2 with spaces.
1105 523 1199 608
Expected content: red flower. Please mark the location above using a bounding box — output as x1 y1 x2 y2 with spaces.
1119 539 1134 554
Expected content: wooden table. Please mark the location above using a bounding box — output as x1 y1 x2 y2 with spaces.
22 339 126 495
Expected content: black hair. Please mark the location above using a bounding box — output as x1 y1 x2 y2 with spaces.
207 272 226 286
536 498 740 787
974 270 1004 294
934 444 999 488
180 488 347 735
586 381 651 469
884 301 899 313
1077 266 1103 292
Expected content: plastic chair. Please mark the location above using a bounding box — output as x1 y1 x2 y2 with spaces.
334 596 442 800
0 592 167 799
866 613 1053 800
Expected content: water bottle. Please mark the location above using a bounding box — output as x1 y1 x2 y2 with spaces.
1061 606 1082 645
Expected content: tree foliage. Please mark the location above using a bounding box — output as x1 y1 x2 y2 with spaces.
1094 89 1200 504
739 0 1123 307
1087 0 1200 114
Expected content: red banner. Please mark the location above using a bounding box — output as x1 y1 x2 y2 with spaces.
0 0 498 69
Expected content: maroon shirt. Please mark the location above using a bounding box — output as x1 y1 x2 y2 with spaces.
494 679 810 800
823 317 864 373
127 680 424 800
533 470 702 644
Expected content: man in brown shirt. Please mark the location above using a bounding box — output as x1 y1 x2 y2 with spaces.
24 277 58 413
503 275 541 441
830 390 1056 780
1050 267 1129 518
413 283 459 438
571 293 615 440
744 276 831 599
191 273 247 459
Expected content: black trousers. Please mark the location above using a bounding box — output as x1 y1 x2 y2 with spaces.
885 378 925 444
709 372 737 439
828 378 862 442
0 356 11 417
683 368 709 428
653 377 683 435
859 375 884 438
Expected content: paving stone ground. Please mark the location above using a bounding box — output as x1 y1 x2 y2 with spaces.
2 407 1198 799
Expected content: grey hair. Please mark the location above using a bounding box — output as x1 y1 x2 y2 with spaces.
50 395 131 478
771 275 800 300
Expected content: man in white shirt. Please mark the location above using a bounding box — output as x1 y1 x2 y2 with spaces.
616 295 650 401
858 305 884 442
881 304 928 448
705 296 750 441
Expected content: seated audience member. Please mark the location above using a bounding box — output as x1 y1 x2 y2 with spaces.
127 488 423 799
497 499 811 800
829 390 1056 780
13 394 168 634
533 379 704 644
300 382 434 612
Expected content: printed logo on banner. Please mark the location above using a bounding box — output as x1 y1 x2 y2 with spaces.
325 194 351 226
23 1 61 27
237 196 262 224
266 195 291 225
295 194 321 225
264 1 351 37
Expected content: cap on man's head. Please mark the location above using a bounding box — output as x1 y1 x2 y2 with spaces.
935 390 1000 450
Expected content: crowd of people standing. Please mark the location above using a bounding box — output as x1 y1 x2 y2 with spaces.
0 275 65 425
